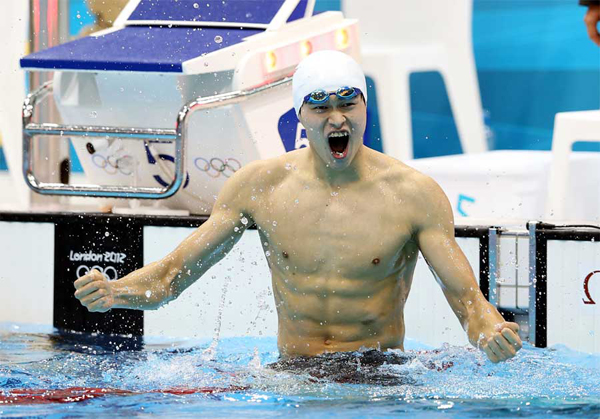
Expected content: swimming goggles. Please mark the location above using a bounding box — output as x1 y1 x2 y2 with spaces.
303 86 362 105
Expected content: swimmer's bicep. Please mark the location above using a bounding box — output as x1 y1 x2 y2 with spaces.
411 173 456 237
413 178 457 266
163 162 264 279
211 160 262 226
414 184 478 296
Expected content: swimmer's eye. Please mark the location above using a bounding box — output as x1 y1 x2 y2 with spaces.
341 101 356 108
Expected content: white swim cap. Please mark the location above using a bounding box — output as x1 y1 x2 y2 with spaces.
293 50 367 116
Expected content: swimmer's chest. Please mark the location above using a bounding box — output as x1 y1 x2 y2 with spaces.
253 183 416 277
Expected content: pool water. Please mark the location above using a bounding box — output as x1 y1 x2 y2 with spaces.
1 323 599 418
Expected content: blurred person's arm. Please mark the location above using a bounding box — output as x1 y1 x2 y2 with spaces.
81 0 129 36
580 0 600 46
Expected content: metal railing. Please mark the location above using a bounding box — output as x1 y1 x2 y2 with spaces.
22 77 292 199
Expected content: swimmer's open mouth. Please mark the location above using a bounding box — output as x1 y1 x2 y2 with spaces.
328 131 350 159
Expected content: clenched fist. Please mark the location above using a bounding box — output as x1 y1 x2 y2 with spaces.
73 269 115 313
480 322 523 363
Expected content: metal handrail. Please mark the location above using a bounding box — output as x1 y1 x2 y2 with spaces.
22 77 292 199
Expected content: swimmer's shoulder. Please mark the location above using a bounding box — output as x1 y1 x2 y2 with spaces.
367 149 448 202
365 149 432 186
229 151 302 189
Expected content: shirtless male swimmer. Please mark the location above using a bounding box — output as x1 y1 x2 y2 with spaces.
74 50 522 364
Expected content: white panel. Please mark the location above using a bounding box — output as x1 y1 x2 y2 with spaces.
497 236 517 308
516 236 530 310
143 227 276 338
404 237 480 348
498 286 514 309
496 236 530 310
547 240 600 353
0 221 54 324
498 237 517 286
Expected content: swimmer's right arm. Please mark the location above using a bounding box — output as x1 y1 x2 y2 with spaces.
73 161 262 312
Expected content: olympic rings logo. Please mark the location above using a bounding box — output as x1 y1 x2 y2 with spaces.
194 157 241 178
91 154 135 176
76 265 119 281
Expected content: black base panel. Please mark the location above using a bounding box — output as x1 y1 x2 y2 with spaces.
54 217 144 336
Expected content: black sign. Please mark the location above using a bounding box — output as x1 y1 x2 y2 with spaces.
54 217 144 337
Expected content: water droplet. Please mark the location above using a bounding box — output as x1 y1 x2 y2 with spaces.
145 290 152 298
272 221 277 227
331 191 338 196
204 62 209 67
104 231 110 237
265 250 271 257
285 163 292 170
241 217 248 225
90 111 98 118
193 3 200 8
246 12 252 18
234 226 239 232
214 35 223 44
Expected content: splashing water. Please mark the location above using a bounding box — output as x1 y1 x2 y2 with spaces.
0 324 598 417
201 275 233 362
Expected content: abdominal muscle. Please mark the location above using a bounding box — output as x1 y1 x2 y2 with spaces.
272 272 410 358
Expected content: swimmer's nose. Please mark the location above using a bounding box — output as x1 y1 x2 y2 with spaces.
327 111 346 129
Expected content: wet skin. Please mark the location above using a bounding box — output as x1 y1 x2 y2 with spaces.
74 95 522 363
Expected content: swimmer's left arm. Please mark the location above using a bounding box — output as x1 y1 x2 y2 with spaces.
413 177 522 363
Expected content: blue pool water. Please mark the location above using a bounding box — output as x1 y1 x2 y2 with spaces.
1 323 599 418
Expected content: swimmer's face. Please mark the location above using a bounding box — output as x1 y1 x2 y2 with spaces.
298 93 366 170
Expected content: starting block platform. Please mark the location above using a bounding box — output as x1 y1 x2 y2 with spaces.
20 0 360 213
